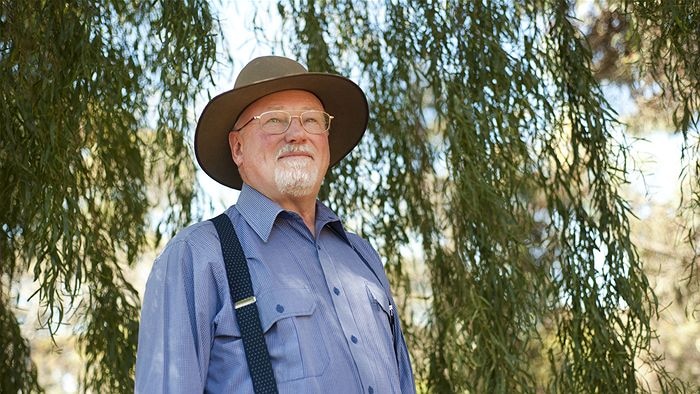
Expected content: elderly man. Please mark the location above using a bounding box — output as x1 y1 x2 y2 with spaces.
135 56 415 393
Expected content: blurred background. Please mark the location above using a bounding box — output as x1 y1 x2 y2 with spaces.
3 0 699 392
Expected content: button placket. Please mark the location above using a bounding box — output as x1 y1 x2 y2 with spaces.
315 234 378 392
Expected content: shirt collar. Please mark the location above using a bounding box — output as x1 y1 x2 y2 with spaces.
232 183 349 243
314 200 349 243
231 184 284 242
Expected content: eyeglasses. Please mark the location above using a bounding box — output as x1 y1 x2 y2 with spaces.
233 110 334 135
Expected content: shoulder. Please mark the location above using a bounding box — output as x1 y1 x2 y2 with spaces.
344 232 389 276
169 219 219 248
159 219 219 259
345 232 382 262
149 217 225 280
142 217 233 305
344 231 395 295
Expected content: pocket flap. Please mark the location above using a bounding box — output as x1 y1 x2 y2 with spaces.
256 287 316 333
365 281 391 314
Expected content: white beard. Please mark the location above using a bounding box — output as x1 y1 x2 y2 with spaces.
274 145 320 197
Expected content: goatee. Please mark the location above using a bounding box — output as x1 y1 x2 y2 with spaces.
274 145 321 197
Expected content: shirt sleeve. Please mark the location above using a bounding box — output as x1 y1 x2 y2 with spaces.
135 235 220 393
347 234 417 394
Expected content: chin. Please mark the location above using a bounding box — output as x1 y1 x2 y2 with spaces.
280 185 316 198
275 165 321 198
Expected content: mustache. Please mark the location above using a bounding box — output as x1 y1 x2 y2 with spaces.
276 144 315 158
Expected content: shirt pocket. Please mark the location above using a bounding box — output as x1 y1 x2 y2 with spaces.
365 281 401 390
365 281 393 335
256 287 330 382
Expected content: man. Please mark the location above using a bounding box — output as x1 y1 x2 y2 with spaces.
135 56 415 393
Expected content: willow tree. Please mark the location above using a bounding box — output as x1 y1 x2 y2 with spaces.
263 0 699 392
0 1 217 391
3 0 699 393
582 0 700 283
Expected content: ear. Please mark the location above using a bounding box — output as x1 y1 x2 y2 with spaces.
228 131 244 167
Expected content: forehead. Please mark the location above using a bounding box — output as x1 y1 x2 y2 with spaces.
244 90 324 114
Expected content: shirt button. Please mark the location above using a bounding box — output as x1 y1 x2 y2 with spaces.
316 244 321 250
276 304 285 313
368 387 374 394
333 287 340 295
351 335 358 344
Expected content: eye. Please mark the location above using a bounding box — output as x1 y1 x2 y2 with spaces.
261 112 288 127
303 112 326 125
265 116 285 125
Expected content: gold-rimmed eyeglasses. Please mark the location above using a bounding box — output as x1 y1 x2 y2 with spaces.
233 110 334 135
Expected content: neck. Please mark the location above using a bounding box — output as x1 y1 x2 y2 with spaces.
242 180 321 236
276 194 318 235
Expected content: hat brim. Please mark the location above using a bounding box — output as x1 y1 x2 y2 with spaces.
195 73 369 190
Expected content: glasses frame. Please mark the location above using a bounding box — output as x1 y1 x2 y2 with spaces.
232 110 334 135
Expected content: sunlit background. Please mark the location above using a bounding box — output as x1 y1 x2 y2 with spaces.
12 1 699 391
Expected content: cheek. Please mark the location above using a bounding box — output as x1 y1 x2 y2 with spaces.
319 139 331 164
247 138 281 167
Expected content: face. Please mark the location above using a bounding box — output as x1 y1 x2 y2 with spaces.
228 90 331 201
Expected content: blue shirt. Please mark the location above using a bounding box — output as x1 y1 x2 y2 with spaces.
135 185 416 393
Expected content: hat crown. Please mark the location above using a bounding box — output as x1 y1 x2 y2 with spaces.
234 56 309 88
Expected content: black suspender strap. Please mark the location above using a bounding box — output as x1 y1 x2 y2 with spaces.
210 213 278 394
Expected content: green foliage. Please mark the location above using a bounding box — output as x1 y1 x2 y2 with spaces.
581 0 700 293
270 0 696 392
629 0 700 134
3 0 699 392
0 0 217 391
0 290 42 393
625 0 700 288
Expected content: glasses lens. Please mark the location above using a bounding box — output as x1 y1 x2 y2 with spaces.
301 111 331 134
259 111 291 134
257 110 331 134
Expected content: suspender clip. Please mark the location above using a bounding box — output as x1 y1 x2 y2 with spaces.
234 296 257 309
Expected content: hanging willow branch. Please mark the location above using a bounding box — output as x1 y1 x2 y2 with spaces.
0 0 219 391
582 0 700 299
267 0 693 392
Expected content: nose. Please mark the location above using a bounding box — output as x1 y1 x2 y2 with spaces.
284 116 308 143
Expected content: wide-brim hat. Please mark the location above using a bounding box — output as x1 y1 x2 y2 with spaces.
194 56 369 190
